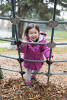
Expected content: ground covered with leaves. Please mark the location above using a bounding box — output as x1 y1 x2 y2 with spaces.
0 51 67 100
0 78 67 100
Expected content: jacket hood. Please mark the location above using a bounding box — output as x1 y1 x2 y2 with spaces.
38 31 47 42
40 31 47 37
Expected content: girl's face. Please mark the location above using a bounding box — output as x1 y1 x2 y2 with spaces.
28 28 39 42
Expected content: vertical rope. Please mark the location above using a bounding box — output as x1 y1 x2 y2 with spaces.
47 0 58 83
11 0 24 78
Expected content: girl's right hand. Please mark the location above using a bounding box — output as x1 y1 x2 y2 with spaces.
22 40 27 47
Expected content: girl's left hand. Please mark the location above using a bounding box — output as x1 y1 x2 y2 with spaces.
46 58 53 65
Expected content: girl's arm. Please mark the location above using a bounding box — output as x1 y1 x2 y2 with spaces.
40 39 53 59
16 40 27 53
42 43 53 64
16 41 35 53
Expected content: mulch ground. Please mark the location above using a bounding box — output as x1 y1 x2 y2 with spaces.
0 52 67 100
0 78 67 100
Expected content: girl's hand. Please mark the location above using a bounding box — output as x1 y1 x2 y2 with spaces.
22 40 27 47
46 58 53 65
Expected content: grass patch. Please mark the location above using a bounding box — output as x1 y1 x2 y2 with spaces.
0 40 9 43
46 30 67 41
0 48 17 54
53 47 67 54
0 48 7 53
46 39 67 42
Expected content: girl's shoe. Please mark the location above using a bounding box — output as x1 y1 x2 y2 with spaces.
31 75 38 82
27 83 32 88
26 81 32 88
31 75 36 80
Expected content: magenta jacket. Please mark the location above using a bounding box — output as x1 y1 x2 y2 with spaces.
18 32 53 71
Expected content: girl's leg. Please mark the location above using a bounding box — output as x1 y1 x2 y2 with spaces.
33 70 39 75
26 69 31 84
31 70 39 79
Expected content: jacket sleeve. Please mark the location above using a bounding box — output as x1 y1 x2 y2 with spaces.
16 44 35 53
40 39 53 59
16 44 27 53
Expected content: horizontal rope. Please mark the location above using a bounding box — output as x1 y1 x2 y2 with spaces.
20 19 67 24
0 54 67 62
0 38 67 46
1 67 67 75
54 60 67 62
0 16 67 24
0 16 10 20
32 72 67 75
56 43 67 45
0 54 17 60
24 59 67 63
0 38 15 42
1 67 20 72
21 41 47 45
21 41 67 45
51 72 67 75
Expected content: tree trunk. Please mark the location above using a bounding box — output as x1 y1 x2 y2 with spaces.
18 21 24 39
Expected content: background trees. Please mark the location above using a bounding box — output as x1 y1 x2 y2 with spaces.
0 0 67 38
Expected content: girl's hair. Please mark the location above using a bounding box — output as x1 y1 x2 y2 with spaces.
24 24 40 37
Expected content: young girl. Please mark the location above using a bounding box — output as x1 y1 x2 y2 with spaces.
18 24 53 87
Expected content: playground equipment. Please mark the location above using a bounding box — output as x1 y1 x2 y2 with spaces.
0 0 67 83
